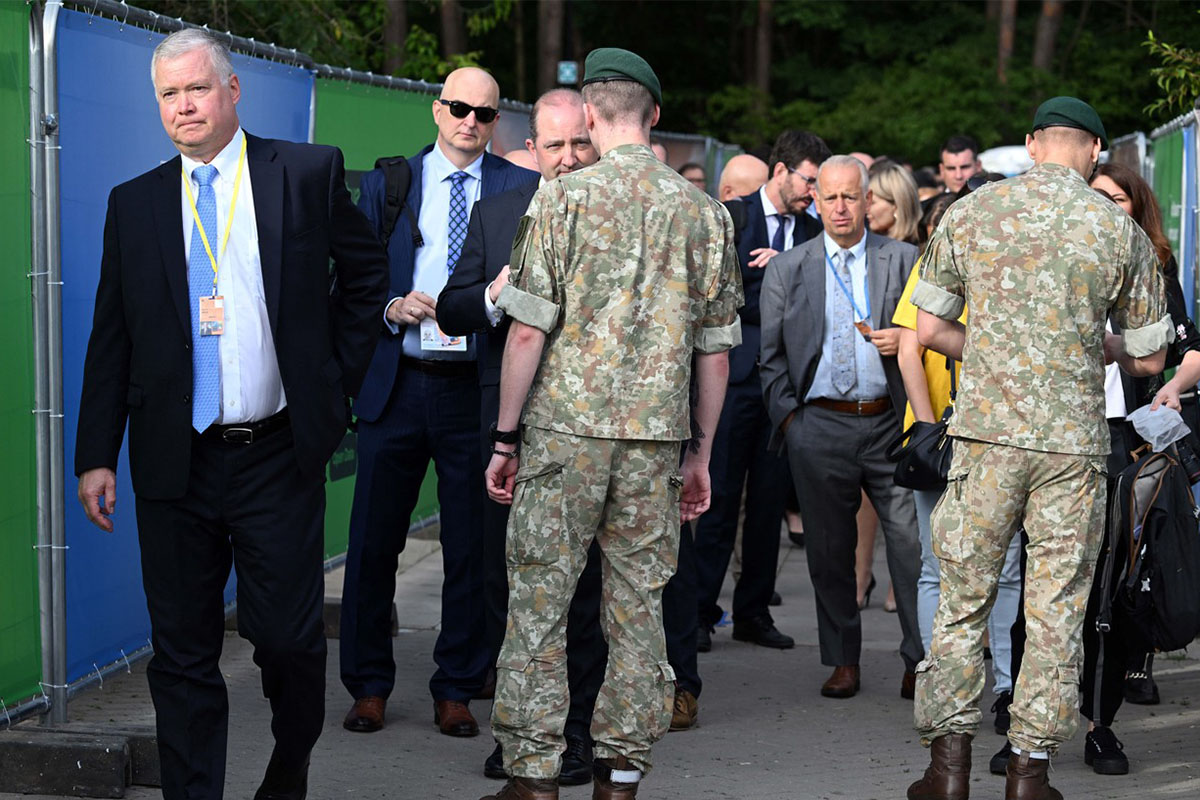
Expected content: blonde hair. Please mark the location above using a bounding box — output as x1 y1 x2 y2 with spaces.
869 163 921 245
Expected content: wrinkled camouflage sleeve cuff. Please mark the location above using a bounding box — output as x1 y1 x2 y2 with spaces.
1123 314 1175 358
695 319 742 354
911 279 965 321
496 284 559 334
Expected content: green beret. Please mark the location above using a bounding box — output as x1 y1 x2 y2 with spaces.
582 47 662 106
1031 96 1108 151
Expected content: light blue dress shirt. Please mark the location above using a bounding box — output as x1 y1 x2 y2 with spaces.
805 232 889 402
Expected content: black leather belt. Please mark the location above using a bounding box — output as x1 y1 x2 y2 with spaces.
204 408 290 444
401 356 476 377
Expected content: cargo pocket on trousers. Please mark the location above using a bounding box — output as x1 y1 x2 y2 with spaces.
653 661 677 739
494 652 552 731
931 465 970 564
508 461 566 566
1045 663 1081 741
911 657 939 734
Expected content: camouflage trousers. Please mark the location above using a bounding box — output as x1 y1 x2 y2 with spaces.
492 425 681 779
914 439 1106 754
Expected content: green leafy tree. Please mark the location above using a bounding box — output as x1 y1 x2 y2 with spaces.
1144 29 1200 119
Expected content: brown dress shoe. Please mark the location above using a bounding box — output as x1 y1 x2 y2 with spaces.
907 733 972 800
343 696 385 733
1005 751 1062 800
592 756 640 800
901 670 917 700
479 776 560 800
820 665 861 698
669 686 698 731
434 699 480 737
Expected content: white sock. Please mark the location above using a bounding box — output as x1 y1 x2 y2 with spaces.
1010 746 1049 760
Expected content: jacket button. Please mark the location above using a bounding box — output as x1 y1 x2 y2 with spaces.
183 394 190 403
184 343 191 350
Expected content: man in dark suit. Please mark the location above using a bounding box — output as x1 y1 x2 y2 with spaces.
439 88 603 784
341 67 537 738
75 30 388 800
760 154 923 700
694 130 829 653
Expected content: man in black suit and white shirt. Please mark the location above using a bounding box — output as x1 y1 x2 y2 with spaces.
759 154 923 701
75 29 388 800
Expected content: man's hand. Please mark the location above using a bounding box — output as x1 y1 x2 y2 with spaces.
747 247 779 269
1103 332 1122 366
868 327 901 357
1152 384 1183 412
678 456 711 522
485 450 519 504
386 290 437 326
78 468 117 532
488 265 511 304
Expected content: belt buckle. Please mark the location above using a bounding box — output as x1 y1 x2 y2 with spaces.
222 426 254 444
856 399 868 415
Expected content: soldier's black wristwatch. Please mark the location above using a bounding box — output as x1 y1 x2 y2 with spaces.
489 423 520 445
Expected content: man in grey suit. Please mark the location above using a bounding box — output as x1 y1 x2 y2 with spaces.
759 154 923 700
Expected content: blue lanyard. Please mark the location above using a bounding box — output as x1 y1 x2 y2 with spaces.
825 248 870 322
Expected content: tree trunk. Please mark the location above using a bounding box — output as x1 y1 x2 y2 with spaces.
754 0 772 97
986 0 1001 20
440 0 467 60
383 0 407 75
997 0 1017 84
1032 0 1063 72
537 0 564 94
514 0 527 102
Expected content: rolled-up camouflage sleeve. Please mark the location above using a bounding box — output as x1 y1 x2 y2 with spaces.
497 188 561 334
695 206 744 354
911 210 966 321
1115 223 1174 357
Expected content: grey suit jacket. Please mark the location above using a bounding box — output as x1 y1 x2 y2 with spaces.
759 230 919 452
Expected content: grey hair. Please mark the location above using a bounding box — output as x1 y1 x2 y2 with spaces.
817 154 870 195
529 88 583 141
151 29 235 90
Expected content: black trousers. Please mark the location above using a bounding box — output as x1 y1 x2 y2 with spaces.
135 423 326 800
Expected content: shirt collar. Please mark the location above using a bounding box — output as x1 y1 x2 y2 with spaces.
759 185 789 220
428 140 485 183
180 127 244 183
823 230 867 264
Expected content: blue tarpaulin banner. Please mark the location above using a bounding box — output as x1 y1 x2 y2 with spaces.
57 8 313 683
1182 123 1196 320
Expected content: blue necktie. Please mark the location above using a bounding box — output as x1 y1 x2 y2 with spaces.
188 164 221 432
770 213 787 252
447 171 469 273
832 249 858 395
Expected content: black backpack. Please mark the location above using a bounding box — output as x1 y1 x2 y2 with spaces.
372 155 424 249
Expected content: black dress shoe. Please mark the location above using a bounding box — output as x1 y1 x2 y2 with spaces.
1084 726 1129 775
992 690 1013 734
769 591 782 606
254 753 309 800
989 741 1011 775
788 529 804 547
696 625 712 653
484 742 507 779
732 618 794 649
558 733 592 786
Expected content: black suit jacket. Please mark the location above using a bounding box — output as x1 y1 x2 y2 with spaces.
75 133 389 500
726 192 823 384
437 178 540 397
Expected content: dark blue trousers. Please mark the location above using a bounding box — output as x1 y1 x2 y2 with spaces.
341 367 487 703
663 520 703 697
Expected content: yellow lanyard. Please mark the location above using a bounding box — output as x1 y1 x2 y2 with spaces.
182 135 247 294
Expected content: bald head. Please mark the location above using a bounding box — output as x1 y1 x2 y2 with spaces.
718 154 769 202
434 67 501 167
503 148 538 171
848 151 875 170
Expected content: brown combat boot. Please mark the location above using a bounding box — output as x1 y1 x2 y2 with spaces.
1005 751 1063 800
907 733 972 800
592 755 640 800
479 776 559 800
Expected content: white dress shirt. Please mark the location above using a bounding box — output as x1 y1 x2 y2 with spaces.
759 185 794 249
180 128 286 424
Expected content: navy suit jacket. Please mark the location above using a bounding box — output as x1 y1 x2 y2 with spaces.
352 146 537 422
726 192 824 384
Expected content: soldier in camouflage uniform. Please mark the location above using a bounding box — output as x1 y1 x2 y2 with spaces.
906 97 1171 800
480 48 742 800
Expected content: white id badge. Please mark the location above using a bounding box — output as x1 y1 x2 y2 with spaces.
420 317 468 352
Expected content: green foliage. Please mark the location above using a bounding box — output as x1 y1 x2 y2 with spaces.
1144 29 1200 120
402 23 481 81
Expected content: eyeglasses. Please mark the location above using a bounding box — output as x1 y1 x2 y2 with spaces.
788 167 817 187
438 99 498 124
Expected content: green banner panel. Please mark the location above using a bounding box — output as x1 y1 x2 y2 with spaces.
1152 131 1185 263
0 1 42 706
315 80 441 558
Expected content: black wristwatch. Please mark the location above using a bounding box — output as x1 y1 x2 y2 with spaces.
489 422 520 445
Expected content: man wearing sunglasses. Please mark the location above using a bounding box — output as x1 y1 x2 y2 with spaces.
341 67 538 740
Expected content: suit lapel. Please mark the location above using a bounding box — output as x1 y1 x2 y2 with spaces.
247 134 284 336
152 158 191 342
866 233 891 329
798 240 825 336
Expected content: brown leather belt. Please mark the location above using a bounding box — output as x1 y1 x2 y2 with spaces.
810 397 891 416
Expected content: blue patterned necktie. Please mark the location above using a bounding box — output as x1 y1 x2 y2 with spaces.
770 213 787 252
447 171 470 273
188 164 221 431
831 249 858 395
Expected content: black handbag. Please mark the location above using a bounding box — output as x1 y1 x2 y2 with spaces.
885 357 956 491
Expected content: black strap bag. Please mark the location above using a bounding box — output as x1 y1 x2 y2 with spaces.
885 356 956 491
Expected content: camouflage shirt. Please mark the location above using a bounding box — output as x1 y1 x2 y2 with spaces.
497 143 743 441
912 162 1171 456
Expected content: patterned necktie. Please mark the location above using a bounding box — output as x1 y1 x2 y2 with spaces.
188 164 221 431
770 213 787 252
831 248 858 395
447 171 470 273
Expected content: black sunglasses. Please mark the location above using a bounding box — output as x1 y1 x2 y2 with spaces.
438 99 498 124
